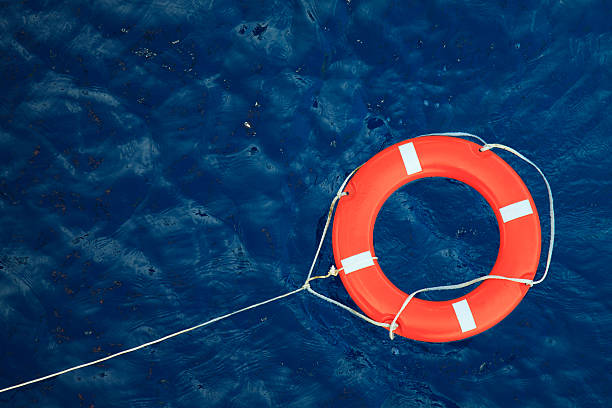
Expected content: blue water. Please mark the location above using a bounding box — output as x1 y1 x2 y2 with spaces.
1 0 611 406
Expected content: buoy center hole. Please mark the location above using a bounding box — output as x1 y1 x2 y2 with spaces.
373 177 500 301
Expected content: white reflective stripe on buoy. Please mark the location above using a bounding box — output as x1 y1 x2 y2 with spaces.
499 199 533 223
341 251 375 274
398 142 422 175
452 299 477 332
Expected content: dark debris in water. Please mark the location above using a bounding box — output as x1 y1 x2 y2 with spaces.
252 23 268 38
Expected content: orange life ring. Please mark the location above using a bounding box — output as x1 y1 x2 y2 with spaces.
331 136 541 342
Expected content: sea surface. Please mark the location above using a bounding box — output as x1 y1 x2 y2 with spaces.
1 0 611 407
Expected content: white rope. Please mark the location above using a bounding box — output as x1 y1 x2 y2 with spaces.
387 275 534 339
299 169 399 330
0 286 307 394
0 166 361 394
304 167 360 283
480 143 555 285
387 138 555 339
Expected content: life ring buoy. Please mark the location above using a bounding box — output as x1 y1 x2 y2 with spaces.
331 136 541 342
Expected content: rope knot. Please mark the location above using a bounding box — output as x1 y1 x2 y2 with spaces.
388 322 399 340
328 265 339 276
